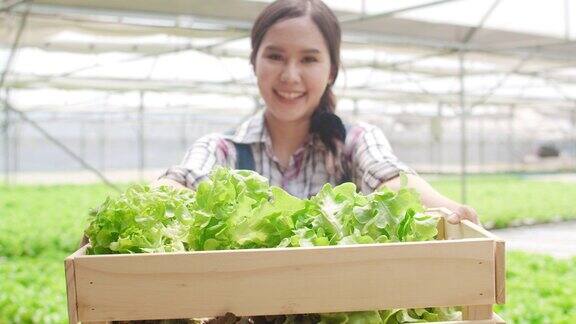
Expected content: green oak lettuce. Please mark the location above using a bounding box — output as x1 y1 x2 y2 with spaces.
187 168 301 250
85 184 195 254
85 167 458 323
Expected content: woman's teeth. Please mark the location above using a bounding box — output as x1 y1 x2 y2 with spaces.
276 90 305 100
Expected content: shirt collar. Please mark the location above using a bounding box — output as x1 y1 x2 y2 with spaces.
230 109 318 149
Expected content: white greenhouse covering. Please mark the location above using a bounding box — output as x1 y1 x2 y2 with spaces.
1 0 575 108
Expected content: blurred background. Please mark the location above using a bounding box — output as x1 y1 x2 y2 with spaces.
1 0 575 323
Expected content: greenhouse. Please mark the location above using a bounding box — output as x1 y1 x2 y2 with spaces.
1 0 575 323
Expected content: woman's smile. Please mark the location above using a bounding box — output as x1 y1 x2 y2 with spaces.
273 89 307 104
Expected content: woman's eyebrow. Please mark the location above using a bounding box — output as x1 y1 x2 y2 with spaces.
301 48 320 54
263 45 320 54
263 45 284 52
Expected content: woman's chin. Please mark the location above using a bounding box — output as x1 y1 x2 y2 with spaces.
274 96 306 110
265 107 309 124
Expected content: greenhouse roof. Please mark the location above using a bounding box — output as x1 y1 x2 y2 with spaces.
1 0 576 112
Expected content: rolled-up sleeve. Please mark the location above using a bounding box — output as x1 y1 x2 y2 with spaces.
345 122 416 194
160 133 235 190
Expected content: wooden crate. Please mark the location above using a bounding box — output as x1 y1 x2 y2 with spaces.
65 208 505 324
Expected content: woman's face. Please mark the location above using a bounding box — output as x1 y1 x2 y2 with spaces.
254 16 333 125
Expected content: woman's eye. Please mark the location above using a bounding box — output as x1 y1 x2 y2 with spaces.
267 54 283 61
303 56 318 63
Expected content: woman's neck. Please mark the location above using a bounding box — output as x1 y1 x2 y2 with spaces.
264 111 310 168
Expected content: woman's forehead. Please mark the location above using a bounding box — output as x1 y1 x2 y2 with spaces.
260 16 328 53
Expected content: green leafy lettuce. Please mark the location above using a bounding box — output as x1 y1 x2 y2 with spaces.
85 167 459 323
85 185 195 254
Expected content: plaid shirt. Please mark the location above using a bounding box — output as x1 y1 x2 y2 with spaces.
161 111 414 198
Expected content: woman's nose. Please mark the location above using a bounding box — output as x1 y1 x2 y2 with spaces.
280 63 301 83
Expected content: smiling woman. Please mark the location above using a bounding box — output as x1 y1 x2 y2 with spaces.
156 0 479 223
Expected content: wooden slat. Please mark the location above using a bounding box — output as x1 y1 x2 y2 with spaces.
426 208 501 242
65 245 88 324
463 305 493 320
495 240 506 304
461 221 500 240
73 239 495 322
69 244 89 258
64 257 78 324
443 218 502 241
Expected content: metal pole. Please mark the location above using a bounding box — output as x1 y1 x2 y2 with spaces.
507 105 515 171
572 106 576 172
429 117 435 173
137 91 145 182
436 102 444 173
12 113 19 176
80 121 86 160
0 4 29 186
0 3 28 90
479 111 485 172
99 111 106 172
567 0 574 171
565 0 571 40
180 110 187 152
459 51 467 203
342 0 465 23
2 91 9 185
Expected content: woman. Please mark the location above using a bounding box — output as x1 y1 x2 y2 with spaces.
156 0 478 225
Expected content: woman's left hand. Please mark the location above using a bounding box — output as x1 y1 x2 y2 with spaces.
446 204 480 225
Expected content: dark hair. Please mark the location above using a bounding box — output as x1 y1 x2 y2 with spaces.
250 0 346 154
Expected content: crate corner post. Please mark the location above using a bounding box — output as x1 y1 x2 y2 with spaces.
65 255 79 324
66 244 91 324
495 239 506 304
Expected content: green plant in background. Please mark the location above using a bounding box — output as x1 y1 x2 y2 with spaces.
0 183 125 324
0 255 68 324
428 175 576 228
0 184 124 257
496 252 576 324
